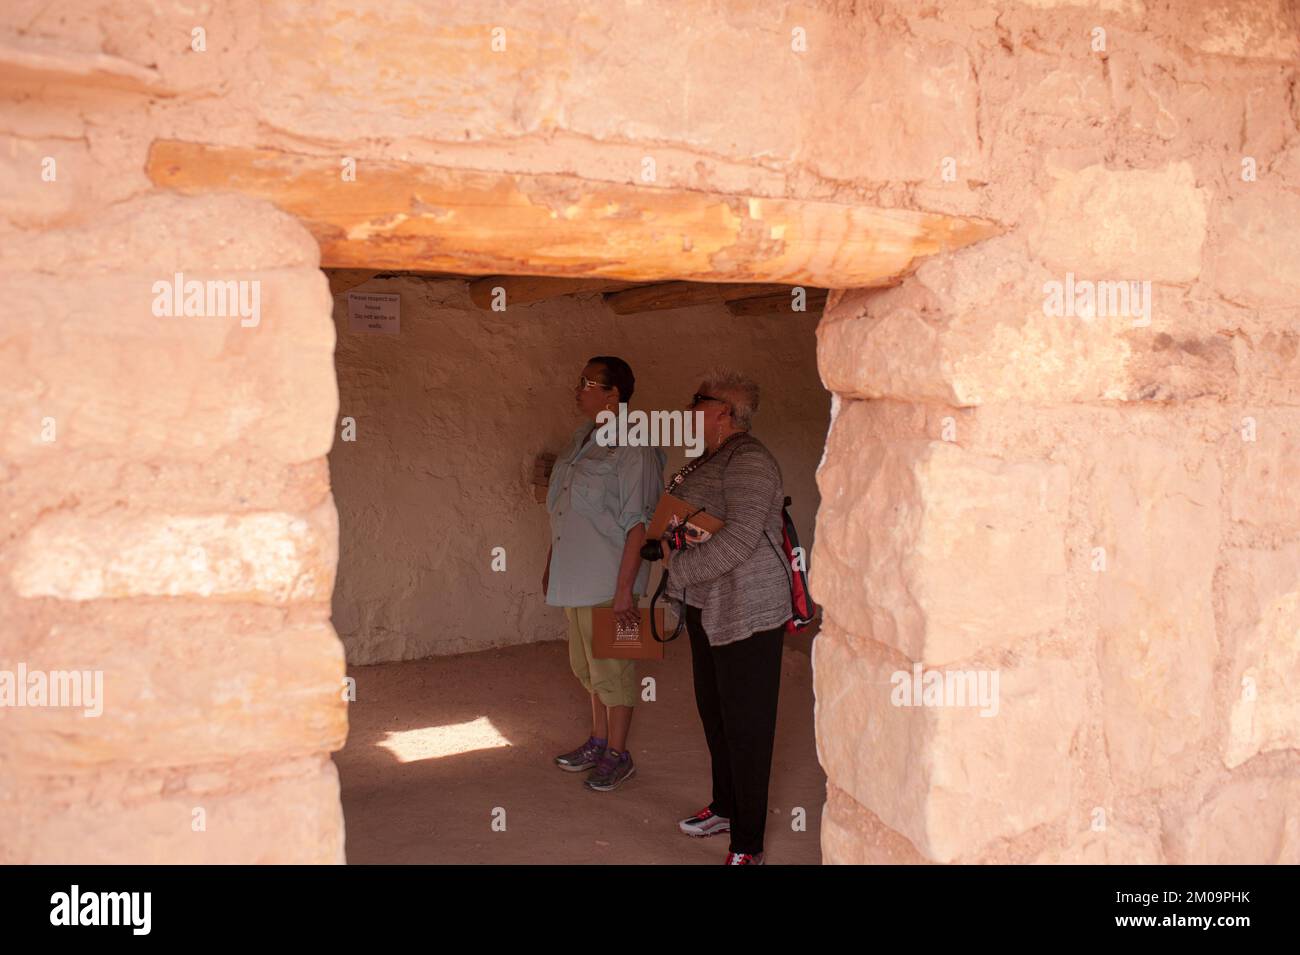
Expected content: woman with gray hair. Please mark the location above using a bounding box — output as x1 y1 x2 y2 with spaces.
657 368 793 865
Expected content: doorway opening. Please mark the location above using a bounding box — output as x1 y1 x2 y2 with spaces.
324 269 830 863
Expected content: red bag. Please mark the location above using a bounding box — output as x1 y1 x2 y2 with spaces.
772 496 818 633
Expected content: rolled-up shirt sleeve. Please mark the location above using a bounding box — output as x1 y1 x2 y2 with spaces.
668 443 779 588
548 433 666 607
616 446 665 535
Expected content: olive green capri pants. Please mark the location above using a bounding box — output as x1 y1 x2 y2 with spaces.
564 599 639 708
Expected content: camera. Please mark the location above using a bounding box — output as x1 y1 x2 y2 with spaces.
640 507 707 561
640 523 689 561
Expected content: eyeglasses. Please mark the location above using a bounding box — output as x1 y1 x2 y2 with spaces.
578 376 613 391
690 392 728 408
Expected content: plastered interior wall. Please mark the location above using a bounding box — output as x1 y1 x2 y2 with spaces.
2 0 1298 864
327 275 828 664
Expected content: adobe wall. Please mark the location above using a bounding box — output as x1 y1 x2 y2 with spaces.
327 276 826 663
1 0 1296 863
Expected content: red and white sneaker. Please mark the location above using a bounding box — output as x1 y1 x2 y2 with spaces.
724 852 765 865
678 807 731 838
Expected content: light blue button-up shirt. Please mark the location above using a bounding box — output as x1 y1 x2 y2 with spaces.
545 423 665 608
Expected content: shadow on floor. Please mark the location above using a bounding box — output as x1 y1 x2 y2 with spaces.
334 634 825 864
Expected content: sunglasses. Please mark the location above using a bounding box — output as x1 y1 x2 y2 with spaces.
690 392 729 409
578 376 613 391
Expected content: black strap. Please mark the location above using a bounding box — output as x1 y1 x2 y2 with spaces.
648 567 685 643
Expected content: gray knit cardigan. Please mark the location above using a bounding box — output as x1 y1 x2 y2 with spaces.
665 433 793 646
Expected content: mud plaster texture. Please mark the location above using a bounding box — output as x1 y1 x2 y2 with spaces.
328 275 827 664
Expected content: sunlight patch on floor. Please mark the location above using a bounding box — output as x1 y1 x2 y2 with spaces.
378 716 513 763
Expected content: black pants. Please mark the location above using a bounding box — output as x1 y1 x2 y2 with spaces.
685 605 785 855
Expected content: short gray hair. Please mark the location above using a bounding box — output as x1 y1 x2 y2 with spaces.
701 367 760 430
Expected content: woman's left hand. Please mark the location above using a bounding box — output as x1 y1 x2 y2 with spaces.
612 589 639 629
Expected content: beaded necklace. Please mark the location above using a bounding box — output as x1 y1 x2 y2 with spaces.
664 431 745 493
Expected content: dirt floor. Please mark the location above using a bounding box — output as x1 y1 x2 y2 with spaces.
334 632 825 864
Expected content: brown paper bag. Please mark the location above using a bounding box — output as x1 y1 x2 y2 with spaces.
592 608 667 660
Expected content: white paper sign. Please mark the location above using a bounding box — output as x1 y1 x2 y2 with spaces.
348 291 400 335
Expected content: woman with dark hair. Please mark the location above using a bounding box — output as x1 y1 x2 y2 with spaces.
543 356 665 792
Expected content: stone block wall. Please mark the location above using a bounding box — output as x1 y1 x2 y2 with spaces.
2 0 1296 863
813 1 1300 864
0 194 347 862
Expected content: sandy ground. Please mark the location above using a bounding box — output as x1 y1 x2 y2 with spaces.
334 633 825 864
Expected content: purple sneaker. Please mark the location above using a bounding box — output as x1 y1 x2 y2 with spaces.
584 749 636 792
554 736 606 772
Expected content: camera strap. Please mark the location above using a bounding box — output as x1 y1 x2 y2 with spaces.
649 436 749 643
647 568 685 643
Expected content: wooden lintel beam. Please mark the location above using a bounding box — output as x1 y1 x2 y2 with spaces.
603 281 794 315
717 283 810 304
326 268 475 295
604 281 717 314
467 276 637 310
147 140 1000 287
326 270 379 296
726 289 830 317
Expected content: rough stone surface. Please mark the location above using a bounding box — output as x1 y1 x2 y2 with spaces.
1033 824 1165 864
821 782 933 865
815 623 1086 862
1184 0 1300 61
0 611 346 771
11 504 337 603
0 195 336 465
1218 546 1300 769
815 399 1069 665
1165 773 1300 865
1206 188 1300 311
1 188 344 862
0 756 345 864
1224 410 1300 530
1094 434 1221 790
818 234 1262 407
1026 162 1208 283
3 0 1298 866
812 358 1296 862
